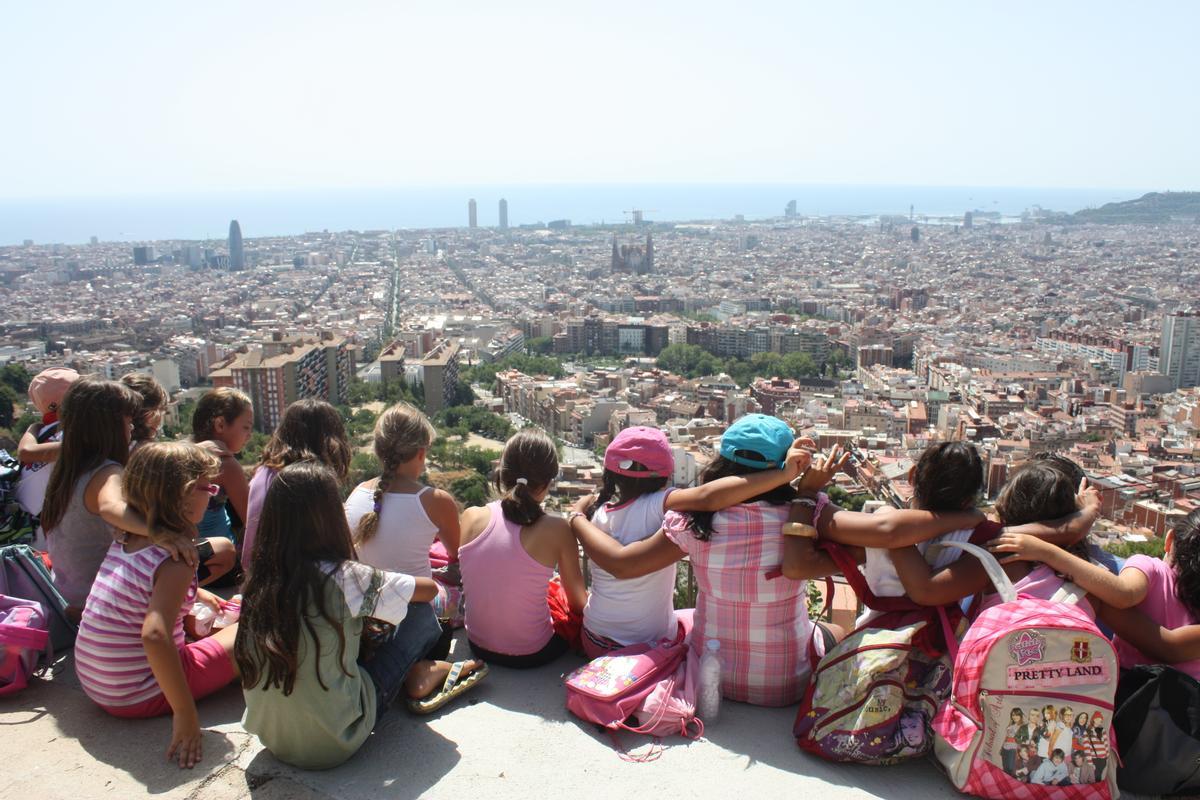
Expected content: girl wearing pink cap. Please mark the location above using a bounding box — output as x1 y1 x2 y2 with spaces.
576 426 814 658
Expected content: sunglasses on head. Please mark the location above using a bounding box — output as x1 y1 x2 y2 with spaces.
193 482 220 496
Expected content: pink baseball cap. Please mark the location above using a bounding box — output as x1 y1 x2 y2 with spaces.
28 367 81 414
604 426 674 478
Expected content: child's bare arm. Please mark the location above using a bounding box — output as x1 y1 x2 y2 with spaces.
556 526 588 613
820 505 984 549
782 536 854 580
18 425 60 463
144 560 204 768
218 455 250 523
1096 601 1200 664
568 514 684 579
87 467 198 566
989 533 1149 608
892 545 990 605
666 441 812 512
423 489 462 558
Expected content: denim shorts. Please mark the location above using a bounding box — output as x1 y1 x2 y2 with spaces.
359 601 442 722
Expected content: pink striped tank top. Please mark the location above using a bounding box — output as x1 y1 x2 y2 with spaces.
74 540 196 708
458 501 553 656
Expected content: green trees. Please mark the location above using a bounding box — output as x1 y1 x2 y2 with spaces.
1103 537 1166 559
435 405 514 441
460 353 564 385
656 344 822 384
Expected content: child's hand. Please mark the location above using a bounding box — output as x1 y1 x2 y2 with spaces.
195 588 222 614
572 494 595 516
1076 477 1101 516
167 712 203 769
781 438 816 482
160 533 200 568
989 532 1057 565
797 445 849 494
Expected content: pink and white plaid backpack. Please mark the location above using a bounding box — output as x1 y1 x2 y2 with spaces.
931 542 1119 799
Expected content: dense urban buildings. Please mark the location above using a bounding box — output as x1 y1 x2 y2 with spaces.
2 200 1199 549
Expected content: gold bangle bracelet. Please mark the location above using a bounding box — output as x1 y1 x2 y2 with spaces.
782 523 819 539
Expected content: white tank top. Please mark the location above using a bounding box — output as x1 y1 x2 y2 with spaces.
583 488 677 645
857 527 975 627
344 485 439 579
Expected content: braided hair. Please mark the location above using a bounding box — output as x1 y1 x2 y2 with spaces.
353 402 436 545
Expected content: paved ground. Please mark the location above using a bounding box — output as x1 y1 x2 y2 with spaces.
0 632 975 800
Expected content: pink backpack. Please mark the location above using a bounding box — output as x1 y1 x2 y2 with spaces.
565 621 703 755
0 593 51 696
931 542 1118 799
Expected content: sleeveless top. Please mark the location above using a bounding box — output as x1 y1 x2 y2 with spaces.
45 460 118 608
75 540 196 707
583 488 676 645
458 501 553 655
345 484 439 579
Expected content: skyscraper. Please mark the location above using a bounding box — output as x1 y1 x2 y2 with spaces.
499 198 508 230
468 199 477 229
228 220 245 270
1160 311 1200 389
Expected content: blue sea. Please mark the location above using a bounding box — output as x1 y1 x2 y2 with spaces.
0 184 1142 246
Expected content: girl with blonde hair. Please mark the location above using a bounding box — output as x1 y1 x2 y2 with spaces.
74 442 240 769
345 403 460 658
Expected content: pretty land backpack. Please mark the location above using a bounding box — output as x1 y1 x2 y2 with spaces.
0 593 52 695
564 619 702 757
793 522 998 765
931 541 1119 800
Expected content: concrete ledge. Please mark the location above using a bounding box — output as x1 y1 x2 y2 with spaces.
0 637 1026 800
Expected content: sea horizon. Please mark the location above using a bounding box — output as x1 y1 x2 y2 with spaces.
0 182 1151 246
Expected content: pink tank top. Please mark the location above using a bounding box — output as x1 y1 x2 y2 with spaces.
459 501 553 656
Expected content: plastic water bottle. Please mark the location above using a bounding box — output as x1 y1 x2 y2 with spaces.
697 638 723 722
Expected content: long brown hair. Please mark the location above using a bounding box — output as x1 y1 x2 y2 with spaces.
354 402 436 545
192 387 252 442
258 399 352 479
235 462 356 696
686 455 796 541
41 377 142 533
120 372 169 443
496 429 558 526
123 442 219 543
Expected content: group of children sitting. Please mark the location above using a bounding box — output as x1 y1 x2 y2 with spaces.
13 366 1200 781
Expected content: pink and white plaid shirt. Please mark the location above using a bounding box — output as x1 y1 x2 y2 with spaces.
664 503 822 707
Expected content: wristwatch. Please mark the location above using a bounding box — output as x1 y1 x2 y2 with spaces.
782 523 819 538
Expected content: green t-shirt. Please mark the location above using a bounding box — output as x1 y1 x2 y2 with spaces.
241 561 416 769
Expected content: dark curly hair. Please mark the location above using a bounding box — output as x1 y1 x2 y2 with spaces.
686 455 796 541
911 442 983 511
1171 510 1200 616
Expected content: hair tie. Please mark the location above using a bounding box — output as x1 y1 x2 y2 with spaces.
515 477 528 486
372 501 382 514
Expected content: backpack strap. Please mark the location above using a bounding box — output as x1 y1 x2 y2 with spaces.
819 540 925 613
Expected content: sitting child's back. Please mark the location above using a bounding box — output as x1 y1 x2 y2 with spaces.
584 487 676 646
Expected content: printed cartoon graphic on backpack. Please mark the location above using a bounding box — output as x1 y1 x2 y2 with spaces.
795 620 952 764
930 541 1119 800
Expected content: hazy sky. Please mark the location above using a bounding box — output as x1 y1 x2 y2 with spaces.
4 1 1197 198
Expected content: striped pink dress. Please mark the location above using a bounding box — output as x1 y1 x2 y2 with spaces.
74 540 196 708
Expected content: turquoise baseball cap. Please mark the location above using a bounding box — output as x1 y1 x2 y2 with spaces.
719 414 795 470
